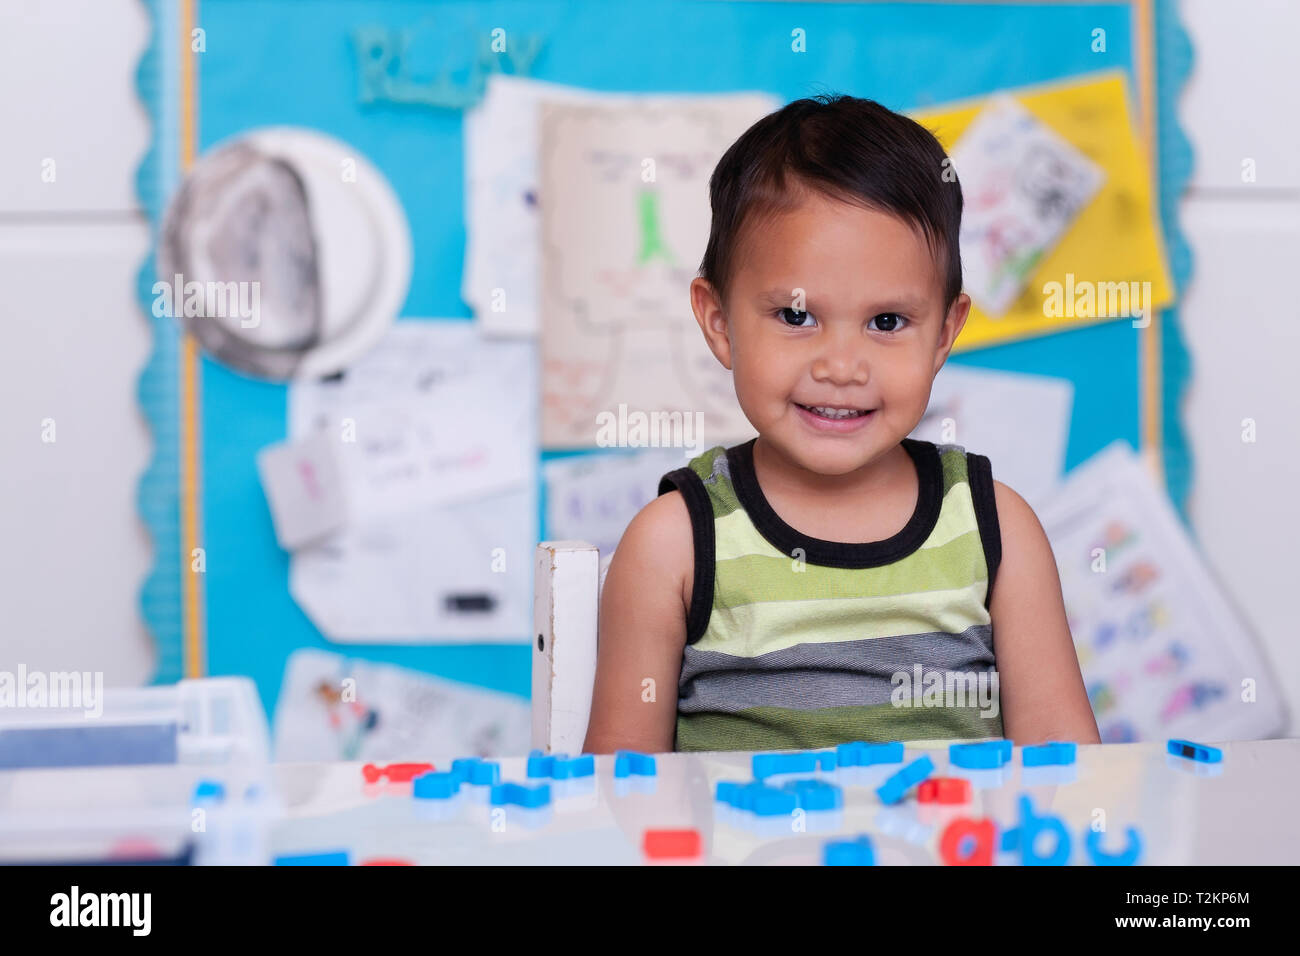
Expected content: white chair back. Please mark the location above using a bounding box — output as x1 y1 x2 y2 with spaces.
531 541 602 754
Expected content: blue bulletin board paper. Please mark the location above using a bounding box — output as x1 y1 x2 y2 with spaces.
136 1 1190 717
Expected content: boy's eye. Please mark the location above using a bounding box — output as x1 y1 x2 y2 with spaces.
870 313 908 333
777 307 816 328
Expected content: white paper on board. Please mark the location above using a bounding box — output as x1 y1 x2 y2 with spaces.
272 648 532 762
544 445 692 573
287 320 537 642
910 362 1074 510
256 430 350 551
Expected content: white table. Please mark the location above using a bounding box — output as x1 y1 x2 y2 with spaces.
269 738 1300 865
2 738 1295 864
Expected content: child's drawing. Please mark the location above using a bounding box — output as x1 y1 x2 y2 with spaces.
538 96 775 449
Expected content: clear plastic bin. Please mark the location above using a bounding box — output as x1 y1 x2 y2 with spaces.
0 677 276 864
0 676 269 769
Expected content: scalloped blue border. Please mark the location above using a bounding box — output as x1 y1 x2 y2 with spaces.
135 0 183 684
1154 0 1195 524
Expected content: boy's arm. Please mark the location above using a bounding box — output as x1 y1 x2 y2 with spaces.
989 480 1102 745
582 490 692 754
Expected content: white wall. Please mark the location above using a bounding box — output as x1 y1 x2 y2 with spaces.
0 0 1295 730
1180 0 1300 734
0 0 155 685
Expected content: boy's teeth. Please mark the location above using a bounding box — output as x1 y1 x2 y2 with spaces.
806 405 868 419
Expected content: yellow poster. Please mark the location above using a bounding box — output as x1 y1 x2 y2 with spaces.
910 71 1174 352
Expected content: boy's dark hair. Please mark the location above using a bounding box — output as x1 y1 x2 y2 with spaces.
700 94 963 311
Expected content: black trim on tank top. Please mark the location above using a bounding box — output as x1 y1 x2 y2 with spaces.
726 437 943 569
965 451 1002 610
657 467 715 645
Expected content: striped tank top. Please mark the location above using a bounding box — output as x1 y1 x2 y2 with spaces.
657 437 1003 752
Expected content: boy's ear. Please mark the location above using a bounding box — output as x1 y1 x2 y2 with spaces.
932 292 971 375
691 277 733 370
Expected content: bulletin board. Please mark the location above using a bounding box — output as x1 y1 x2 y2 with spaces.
135 0 1194 714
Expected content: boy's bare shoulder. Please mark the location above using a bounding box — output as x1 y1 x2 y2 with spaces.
989 479 1059 613
619 489 695 566
991 479 1046 545
610 489 695 609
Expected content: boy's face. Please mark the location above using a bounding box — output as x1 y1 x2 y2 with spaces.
691 189 970 477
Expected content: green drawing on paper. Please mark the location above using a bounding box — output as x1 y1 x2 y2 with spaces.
637 189 674 266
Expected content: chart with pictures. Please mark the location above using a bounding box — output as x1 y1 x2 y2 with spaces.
1041 444 1285 743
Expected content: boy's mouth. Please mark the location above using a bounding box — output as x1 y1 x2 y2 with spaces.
793 402 878 433
795 403 874 421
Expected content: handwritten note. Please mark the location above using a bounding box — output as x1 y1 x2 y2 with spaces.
289 321 534 521
287 320 537 642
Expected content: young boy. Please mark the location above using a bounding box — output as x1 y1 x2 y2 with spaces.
584 95 1100 753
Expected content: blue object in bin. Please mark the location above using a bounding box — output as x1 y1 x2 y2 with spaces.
1016 795 1072 866
1084 826 1143 866
714 781 798 816
824 835 875 866
490 781 551 808
743 783 798 816
413 771 460 800
752 750 836 779
1000 826 1019 852
613 750 656 778
193 779 225 802
275 850 350 866
781 778 843 811
450 757 501 785
1022 742 1077 767
553 754 594 779
1166 739 1222 763
876 755 934 805
527 749 557 778
527 750 595 779
835 741 904 767
950 739 1012 769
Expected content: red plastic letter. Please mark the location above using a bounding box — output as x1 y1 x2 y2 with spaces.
643 828 702 860
939 817 996 866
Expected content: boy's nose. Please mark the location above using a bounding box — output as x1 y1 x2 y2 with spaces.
811 348 871 386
